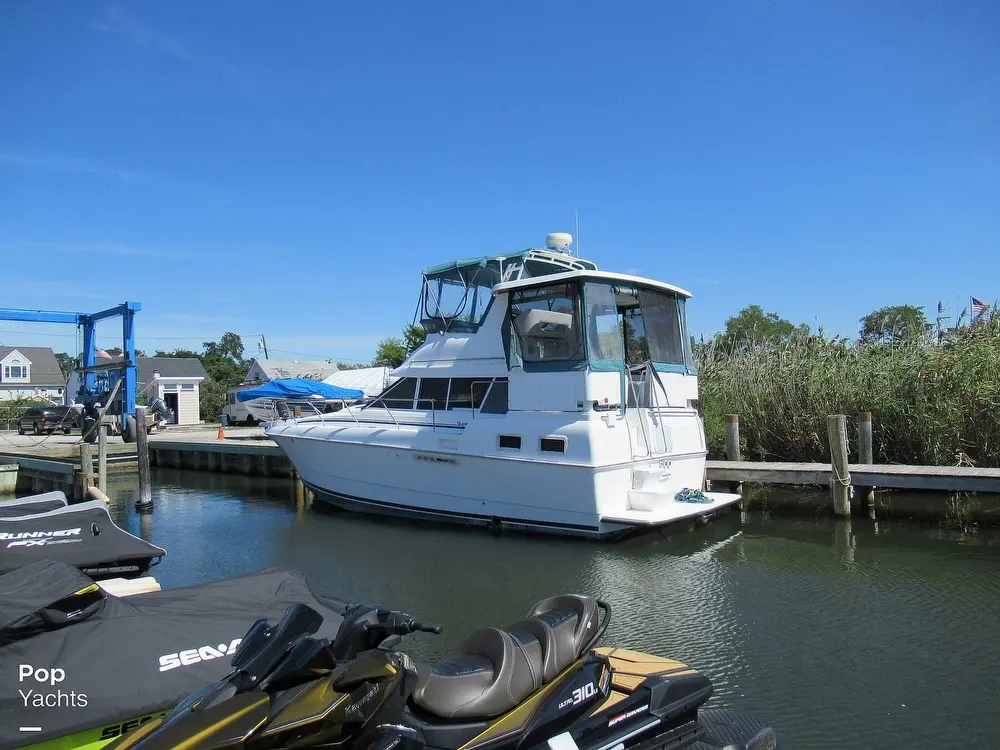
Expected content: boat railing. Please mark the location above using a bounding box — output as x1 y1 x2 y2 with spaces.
626 363 673 458
308 397 442 431
416 399 438 432
626 375 651 459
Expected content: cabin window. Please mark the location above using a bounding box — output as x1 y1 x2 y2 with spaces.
584 282 626 364
372 377 417 409
540 437 567 453
637 289 685 365
181 383 195 391
447 378 491 410
480 379 509 414
498 434 521 449
509 283 585 366
417 378 449 411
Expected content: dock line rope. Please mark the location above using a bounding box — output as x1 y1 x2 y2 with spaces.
675 488 714 504
831 451 852 486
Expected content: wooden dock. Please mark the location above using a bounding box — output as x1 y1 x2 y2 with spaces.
0 428 295 500
711 412 1000 516
147 439 292 476
706 461 1000 494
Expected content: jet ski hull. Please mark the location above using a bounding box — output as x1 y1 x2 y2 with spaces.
0 500 166 581
0 562 347 750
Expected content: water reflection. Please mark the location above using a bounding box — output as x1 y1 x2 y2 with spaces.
93 469 1000 749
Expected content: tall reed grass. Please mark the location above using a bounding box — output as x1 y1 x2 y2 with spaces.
694 316 1000 467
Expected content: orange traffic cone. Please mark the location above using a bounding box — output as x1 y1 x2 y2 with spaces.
217 423 225 440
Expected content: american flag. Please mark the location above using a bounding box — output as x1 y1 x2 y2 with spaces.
972 297 990 315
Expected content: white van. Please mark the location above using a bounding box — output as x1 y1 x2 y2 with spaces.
221 384 261 426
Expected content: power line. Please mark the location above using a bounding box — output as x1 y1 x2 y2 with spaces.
0 329 373 363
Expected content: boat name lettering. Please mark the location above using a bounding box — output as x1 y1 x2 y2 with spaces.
1 528 82 548
607 703 649 727
413 454 457 464
158 639 243 672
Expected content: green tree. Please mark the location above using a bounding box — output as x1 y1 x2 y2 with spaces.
54 352 73 378
859 304 930 345
403 324 428 355
715 305 807 353
372 323 429 368
154 348 201 358
373 337 408 368
103 346 146 357
202 332 245 365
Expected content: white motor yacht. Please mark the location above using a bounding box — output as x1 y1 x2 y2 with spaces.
267 233 740 539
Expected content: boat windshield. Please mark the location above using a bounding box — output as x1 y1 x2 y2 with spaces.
584 281 693 373
420 259 503 333
509 282 586 369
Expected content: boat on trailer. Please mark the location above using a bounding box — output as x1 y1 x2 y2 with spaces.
267 233 740 539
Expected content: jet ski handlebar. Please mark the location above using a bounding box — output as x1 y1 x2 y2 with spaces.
333 604 442 660
363 612 443 636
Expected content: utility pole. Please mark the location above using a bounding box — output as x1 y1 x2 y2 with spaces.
260 334 269 359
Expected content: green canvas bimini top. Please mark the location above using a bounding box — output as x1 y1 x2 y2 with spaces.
421 250 531 276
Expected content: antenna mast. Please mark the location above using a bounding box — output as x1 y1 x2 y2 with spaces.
575 210 580 256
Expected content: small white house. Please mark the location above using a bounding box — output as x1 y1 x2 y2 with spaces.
0 347 66 403
139 357 207 426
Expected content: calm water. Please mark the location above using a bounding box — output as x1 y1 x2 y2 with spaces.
96 469 1000 749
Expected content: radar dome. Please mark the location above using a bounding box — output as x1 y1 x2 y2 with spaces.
545 232 573 253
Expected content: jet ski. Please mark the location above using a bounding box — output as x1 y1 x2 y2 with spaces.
0 561 349 750
0 499 165 579
104 594 777 749
0 491 68 519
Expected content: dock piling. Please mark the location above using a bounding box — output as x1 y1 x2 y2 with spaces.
80 443 94 491
725 414 742 461
724 414 743 494
857 412 875 512
827 414 851 517
135 406 153 510
97 419 108 493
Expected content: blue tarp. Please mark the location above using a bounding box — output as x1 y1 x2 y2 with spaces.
236 378 364 403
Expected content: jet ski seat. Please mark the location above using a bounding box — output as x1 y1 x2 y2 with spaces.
411 594 600 720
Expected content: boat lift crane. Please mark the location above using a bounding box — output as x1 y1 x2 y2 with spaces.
0 302 145 442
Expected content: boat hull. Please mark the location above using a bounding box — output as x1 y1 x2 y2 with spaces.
304 482 739 540
269 421 741 540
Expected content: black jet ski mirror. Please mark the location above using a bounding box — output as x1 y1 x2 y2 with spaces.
229 602 325 691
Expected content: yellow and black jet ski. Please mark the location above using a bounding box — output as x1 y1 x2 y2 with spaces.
106 594 776 750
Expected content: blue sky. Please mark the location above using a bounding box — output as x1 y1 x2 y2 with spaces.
2 1 997 362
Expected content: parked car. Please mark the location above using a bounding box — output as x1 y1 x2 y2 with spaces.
16 405 79 435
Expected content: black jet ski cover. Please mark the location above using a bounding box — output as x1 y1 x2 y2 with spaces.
0 492 68 519
0 560 348 749
0 499 166 578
